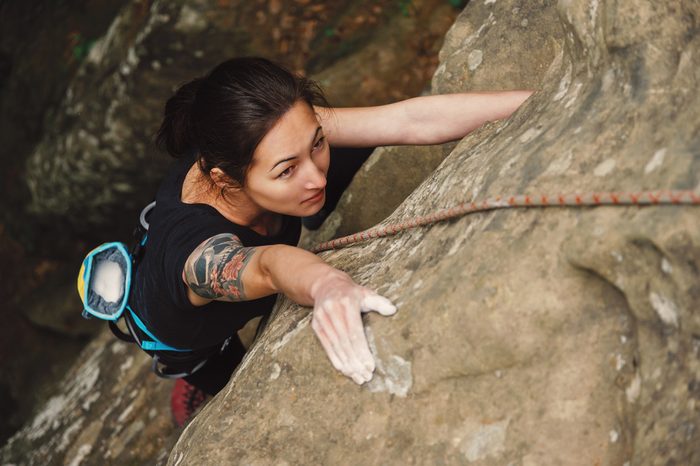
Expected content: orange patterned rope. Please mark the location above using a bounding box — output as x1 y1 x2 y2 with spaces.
310 190 700 253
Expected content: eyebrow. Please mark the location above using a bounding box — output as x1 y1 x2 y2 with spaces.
269 126 323 173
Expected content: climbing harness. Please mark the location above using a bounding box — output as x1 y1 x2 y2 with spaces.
77 201 227 379
311 190 700 253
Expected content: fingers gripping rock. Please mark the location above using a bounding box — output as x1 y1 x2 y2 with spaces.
361 293 398 316
311 313 345 373
312 303 368 383
311 276 398 385
329 299 373 383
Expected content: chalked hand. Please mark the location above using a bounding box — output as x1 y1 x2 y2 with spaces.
310 273 397 384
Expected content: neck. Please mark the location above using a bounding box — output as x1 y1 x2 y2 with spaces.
184 165 278 236
214 190 272 232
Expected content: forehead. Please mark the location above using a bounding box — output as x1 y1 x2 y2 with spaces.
252 101 320 165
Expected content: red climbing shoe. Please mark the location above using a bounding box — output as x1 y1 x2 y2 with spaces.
170 378 208 427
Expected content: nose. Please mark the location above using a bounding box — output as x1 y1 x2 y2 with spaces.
303 159 327 191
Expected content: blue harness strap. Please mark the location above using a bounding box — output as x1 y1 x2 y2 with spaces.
124 205 190 353
126 305 190 352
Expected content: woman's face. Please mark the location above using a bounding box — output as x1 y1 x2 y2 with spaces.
243 100 330 217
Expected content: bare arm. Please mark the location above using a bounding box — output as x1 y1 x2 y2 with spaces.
182 233 329 306
315 91 533 147
182 234 396 384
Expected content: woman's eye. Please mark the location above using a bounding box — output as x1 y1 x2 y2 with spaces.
313 136 325 150
278 166 295 179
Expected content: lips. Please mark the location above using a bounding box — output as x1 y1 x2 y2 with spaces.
303 189 325 204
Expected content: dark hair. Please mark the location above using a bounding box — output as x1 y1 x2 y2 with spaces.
155 56 330 188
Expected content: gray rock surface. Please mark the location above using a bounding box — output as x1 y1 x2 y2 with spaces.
171 0 700 465
1 331 178 466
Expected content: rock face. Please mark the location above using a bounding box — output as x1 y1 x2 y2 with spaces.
0 1 126 443
1 331 178 466
0 0 125 236
170 1 700 465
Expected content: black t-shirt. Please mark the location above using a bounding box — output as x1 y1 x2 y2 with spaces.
129 155 301 350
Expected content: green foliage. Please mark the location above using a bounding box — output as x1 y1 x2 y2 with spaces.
71 33 96 62
448 0 468 8
399 0 466 17
398 0 412 17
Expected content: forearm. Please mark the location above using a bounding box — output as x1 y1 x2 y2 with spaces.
401 91 533 145
317 90 532 148
258 244 351 306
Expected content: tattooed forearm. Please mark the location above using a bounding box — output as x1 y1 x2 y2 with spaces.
183 233 256 301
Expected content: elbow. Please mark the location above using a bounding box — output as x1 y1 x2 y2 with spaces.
401 100 426 145
399 111 431 145
401 123 459 146
256 245 284 294
402 126 430 145
399 99 456 146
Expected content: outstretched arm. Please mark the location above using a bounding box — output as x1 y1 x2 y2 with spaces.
315 90 532 147
182 234 396 384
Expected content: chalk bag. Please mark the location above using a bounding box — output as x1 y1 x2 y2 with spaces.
77 242 132 321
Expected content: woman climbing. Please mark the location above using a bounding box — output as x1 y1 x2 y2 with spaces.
129 56 531 426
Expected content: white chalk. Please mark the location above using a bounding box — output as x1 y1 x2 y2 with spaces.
92 260 124 303
361 294 397 316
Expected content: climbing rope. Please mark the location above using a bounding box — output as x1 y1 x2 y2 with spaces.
310 190 700 253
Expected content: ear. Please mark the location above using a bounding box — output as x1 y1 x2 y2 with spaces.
210 168 241 191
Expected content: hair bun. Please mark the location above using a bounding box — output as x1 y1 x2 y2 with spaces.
155 77 204 158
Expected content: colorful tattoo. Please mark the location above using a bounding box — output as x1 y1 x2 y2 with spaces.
184 233 256 301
